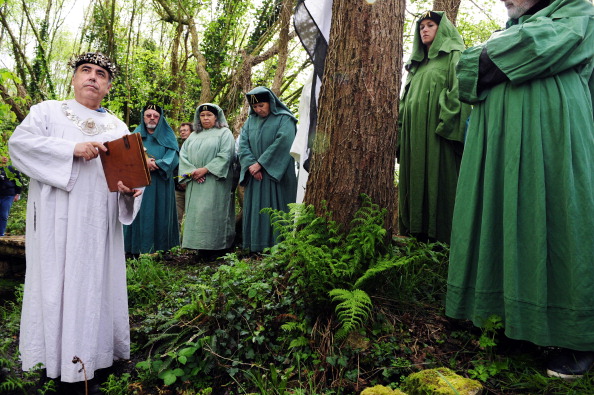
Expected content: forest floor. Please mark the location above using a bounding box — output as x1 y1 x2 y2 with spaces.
2 250 593 394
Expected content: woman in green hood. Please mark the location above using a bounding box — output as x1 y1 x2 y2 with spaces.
397 11 471 244
179 103 236 258
238 87 297 252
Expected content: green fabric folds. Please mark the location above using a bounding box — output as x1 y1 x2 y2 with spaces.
124 110 180 254
398 12 471 243
238 87 297 252
447 0 594 350
179 103 235 250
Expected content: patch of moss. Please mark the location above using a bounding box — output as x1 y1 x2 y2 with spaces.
360 385 407 395
402 367 482 395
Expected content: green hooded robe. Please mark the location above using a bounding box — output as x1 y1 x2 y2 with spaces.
124 105 180 254
179 103 235 250
446 0 594 350
238 87 297 252
398 12 471 244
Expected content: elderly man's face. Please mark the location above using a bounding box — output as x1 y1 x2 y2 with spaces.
72 63 112 107
144 109 160 131
501 0 539 19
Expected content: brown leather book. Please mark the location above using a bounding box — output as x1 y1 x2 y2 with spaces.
99 133 151 192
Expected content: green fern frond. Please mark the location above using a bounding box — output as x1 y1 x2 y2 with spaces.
329 288 373 340
353 254 425 289
0 376 27 391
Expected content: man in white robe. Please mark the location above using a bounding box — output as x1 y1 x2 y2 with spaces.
9 52 143 390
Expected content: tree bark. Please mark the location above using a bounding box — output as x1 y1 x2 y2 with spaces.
304 0 404 234
187 22 213 104
0 83 27 122
432 0 462 25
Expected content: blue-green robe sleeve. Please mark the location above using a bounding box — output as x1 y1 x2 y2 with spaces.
155 147 179 180
238 123 256 185
257 115 296 182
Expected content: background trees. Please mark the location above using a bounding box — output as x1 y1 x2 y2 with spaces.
0 0 504 131
0 0 308 136
0 0 505 219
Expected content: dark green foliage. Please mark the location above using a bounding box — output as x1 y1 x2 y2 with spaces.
131 253 303 390
246 0 283 53
265 195 432 338
0 285 56 394
29 20 55 102
201 0 250 98
6 189 27 236
6 196 594 393
126 253 183 307
265 195 391 307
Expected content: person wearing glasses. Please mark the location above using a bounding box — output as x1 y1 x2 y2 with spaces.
124 103 180 256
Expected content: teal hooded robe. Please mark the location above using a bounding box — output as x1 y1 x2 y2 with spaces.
398 12 471 244
238 87 297 252
446 0 594 350
124 106 180 254
179 103 235 250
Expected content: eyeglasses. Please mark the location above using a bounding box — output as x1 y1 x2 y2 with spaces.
145 114 160 119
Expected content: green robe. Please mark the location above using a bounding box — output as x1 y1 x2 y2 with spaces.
398 12 471 244
179 104 235 250
124 115 180 254
238 87 297 252
446 0 594 350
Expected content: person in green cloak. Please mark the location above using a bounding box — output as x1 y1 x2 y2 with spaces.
124 103 180 255
446 0 594 379
397 11 471 244
238 87 297 252
179 103 235 259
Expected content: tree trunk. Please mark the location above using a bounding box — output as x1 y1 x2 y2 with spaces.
170 22 184 121
304 0 404 234
271 0 291 95
432 0 462 25
0 83 27 122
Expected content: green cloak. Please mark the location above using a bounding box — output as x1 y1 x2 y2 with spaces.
238 86 297 252
398 11 471 244
179 103 235 250
446 0 594 350
124 106 180 254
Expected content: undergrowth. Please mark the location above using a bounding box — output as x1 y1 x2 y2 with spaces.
2 196 594 393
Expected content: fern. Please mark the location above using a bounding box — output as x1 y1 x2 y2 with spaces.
265 195 436 340
353 254 426 289
329 289 373 340
0 376 22 392
341 195 389 269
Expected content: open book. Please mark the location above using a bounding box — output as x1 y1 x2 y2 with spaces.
99 133 151 192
